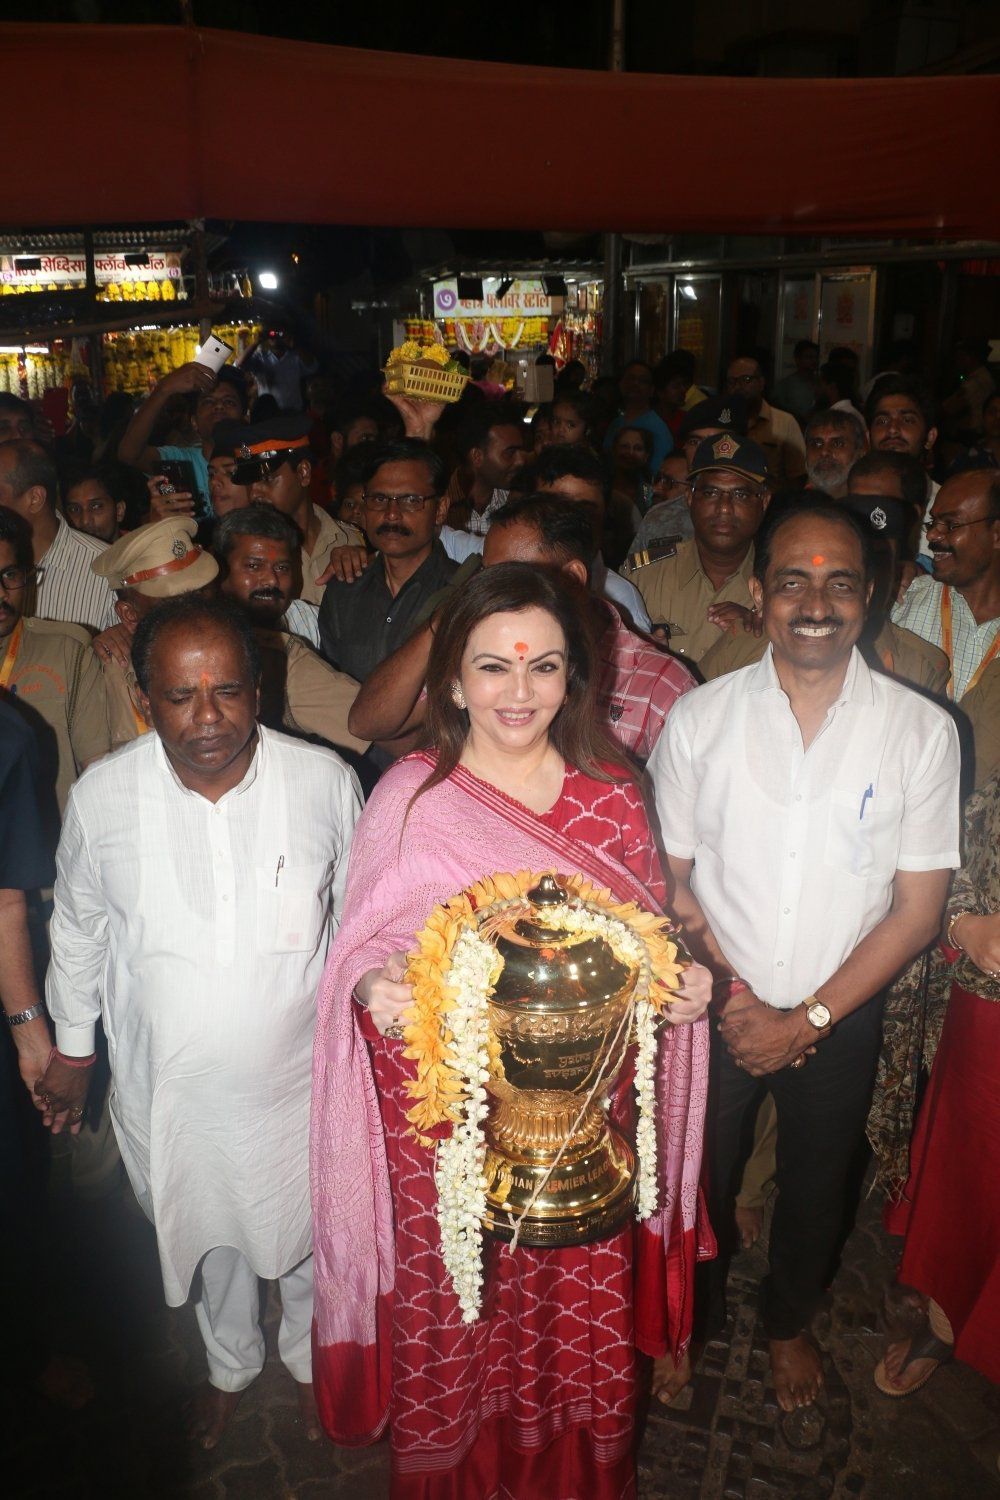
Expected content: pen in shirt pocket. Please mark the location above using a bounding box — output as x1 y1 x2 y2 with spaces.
274 855 285 887
859 784 874 822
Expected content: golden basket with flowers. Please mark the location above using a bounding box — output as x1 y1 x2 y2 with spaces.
384 339 469 403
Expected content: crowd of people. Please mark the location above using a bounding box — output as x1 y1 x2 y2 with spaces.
1 329 998 1498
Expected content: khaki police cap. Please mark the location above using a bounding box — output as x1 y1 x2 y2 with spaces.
91 516 219 598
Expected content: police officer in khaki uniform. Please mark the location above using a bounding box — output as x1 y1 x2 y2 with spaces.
91 515 221 746
625 434 769 664
212 506 369 758
0 507 111 838
226 416 364 604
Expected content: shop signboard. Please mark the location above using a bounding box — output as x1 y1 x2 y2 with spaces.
0 250 183 288
433 277 559 318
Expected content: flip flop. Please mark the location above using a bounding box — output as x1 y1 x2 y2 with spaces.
874 1323 953 1398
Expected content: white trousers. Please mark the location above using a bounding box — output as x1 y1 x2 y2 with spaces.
193 1246 314 1393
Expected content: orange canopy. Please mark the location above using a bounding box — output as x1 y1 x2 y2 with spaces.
6 22 999 239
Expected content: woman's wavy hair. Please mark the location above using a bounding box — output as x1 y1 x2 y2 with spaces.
412 561 633 803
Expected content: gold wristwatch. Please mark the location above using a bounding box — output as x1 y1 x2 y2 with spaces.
802 995 833 1033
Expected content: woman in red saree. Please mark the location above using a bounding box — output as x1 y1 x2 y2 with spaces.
311 564 713 1498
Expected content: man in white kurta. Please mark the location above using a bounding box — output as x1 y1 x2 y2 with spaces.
42 597 362 1441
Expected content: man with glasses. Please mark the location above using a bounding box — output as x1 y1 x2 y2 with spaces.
629 435 770 663
227 416 362 604
318 438 456 691
892 469 1000 701
629 452 694 554
0 505 110 843
725 354 806 488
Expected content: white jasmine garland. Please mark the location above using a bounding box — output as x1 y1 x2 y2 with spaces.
431 897 663 1319
433 926 497 1322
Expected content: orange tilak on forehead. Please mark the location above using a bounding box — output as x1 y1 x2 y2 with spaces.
514 640 529 659
812 555 826 567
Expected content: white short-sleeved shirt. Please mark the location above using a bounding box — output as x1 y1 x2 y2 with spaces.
648 646 961 1008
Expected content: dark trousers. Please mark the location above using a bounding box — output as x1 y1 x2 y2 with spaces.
700 996 883 1341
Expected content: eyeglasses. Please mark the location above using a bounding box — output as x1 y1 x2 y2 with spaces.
0 565 32 592
926 513 996 537
363 492 437 511
692 485 759 504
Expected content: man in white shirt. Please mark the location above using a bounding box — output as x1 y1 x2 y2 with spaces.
892 468 1000 701
649 498 960 1414
35 596 362 1449
0 439 115 630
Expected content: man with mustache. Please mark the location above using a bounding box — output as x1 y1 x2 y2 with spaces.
318 438 457 692
628 434 770 662
213 506 368 760
650 498 961 1414
866 377 940 564
803 408 866 499
231 416 363 604
891 468 1000 701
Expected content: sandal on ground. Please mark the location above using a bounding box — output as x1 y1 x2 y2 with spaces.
873 1322 953 1398
881 1283 929 1340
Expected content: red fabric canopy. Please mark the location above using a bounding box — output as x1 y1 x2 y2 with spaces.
6 22 999 238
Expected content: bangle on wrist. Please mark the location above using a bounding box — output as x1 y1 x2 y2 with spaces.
5 1001 46 1028
47 1045 97 1070
946 910 971 952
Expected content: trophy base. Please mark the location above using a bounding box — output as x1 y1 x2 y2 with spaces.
481 1128 636 1248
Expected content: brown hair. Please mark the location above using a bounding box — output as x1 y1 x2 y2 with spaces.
412 561 632 803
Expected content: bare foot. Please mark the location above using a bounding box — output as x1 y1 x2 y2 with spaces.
770 1335 823 1412
295 1380 322 1441
734 1203 764 1250
185 1383 245 1449
35 1354 95 1410
651 1348 692 1406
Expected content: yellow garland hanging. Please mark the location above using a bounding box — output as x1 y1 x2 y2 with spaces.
402 869 684 1144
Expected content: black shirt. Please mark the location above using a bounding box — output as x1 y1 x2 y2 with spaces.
0 700 54 892
319 541 458 683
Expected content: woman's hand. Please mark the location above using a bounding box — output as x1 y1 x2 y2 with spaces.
706 602 762 637
952 912 1000 979
664 959 713 1025
355 951 413 1036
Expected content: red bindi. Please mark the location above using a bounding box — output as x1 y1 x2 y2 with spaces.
812 555 826 566
514 640 529 659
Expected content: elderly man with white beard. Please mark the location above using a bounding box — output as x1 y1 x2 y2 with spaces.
802 408 867 499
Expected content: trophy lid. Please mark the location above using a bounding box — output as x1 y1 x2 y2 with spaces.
488 875 638 1014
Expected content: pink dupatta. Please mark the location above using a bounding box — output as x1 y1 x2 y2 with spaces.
309 753 711 1444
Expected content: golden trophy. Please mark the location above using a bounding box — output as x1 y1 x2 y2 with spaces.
476 875 644 1247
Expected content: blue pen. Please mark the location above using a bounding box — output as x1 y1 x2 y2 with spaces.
859 783 874 821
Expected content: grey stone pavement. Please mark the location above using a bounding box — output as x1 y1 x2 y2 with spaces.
8 1175 1000 1500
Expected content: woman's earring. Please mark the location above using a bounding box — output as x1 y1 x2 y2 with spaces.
452 687 467 710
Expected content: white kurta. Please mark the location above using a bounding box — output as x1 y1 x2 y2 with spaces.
46 726 362 1306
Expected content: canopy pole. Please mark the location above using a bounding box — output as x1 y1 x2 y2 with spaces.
601 0 626 373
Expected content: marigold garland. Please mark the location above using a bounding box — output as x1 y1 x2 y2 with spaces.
402 870 686 1318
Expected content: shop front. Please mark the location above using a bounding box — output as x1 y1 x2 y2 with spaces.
626 237 1000 392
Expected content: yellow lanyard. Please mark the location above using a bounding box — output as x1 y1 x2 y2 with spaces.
0 618 24 692
940 587 1000 699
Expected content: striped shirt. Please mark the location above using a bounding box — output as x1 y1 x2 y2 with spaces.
892 573 1000 700
598 604 697 763
35 515 116 633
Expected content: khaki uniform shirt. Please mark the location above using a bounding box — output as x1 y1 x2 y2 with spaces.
3 617 111 848
700 618 950 697
102 630 370 757
629 538 756 663
748 400 807 487
255 630 369 754
302 507 364 606
957 658 1000 792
